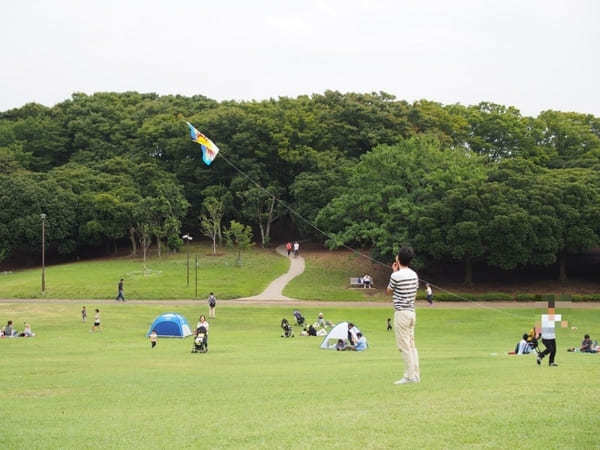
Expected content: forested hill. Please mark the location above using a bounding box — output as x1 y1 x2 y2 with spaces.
1 91 599 282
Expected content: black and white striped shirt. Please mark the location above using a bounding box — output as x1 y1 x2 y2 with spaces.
388 268 419 311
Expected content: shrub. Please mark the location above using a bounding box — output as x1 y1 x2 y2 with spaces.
572 294 600 302
515 293 537 302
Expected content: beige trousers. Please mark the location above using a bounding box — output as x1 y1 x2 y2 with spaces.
394 310 420 380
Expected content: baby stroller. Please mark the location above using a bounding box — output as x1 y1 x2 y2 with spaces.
526 326 540 354
192 326 208 353
293 310 305 326
281 318 294 338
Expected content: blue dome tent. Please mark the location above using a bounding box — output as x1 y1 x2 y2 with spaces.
147 313 192 338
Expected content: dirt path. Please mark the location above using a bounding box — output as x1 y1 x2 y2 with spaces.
239 244 305 301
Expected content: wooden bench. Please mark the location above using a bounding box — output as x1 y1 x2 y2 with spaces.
350 277 363 287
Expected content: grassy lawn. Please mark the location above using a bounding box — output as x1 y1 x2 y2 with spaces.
1 302 598 448
0 245 289 300
284 250 389 301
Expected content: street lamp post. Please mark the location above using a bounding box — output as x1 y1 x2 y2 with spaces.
40 213 46 293
182 234 192 286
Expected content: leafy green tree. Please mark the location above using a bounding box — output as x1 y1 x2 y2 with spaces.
533 168 600 281
537 111 600 169
317 136 487 265
200 196 224 255
232 176 281 247
224 220 254 265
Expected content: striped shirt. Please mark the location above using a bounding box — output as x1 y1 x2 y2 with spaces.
388 267 419 311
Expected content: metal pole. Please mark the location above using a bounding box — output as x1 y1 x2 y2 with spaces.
41 214 46 293
195 255 198 298
186 242 190 287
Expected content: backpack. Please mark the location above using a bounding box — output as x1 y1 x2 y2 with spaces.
209 295 216 307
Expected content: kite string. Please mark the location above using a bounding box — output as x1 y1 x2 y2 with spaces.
217 151 536 321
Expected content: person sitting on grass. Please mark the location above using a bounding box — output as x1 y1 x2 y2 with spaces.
580 335 597 353
4 320 16 337
353 333 368 351
335 339 346 351
301 324 317 336
342 333 368 351
317 312 334 330
509 334 531 355
19 323 34 337
347 322 360 346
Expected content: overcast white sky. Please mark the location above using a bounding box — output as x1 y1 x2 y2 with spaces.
1 0 599 117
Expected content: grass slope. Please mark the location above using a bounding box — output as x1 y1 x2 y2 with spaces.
1 303 598 449
0 245 289 300
284 251 388 301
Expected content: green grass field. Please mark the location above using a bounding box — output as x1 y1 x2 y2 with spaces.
1 302 598 449
284 251 389 302
0 245 289 299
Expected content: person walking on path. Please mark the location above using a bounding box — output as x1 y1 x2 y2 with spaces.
81 306 87 322
386 247 420 385
425 283 433 306
115 278 125 302
293 241 300 257
286 242 292 256
208 292 217 318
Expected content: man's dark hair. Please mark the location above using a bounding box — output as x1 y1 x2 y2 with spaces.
397 247 415 266
522 334 528 340
585 334 590 339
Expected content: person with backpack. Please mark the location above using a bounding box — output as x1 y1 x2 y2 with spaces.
208 292 217 318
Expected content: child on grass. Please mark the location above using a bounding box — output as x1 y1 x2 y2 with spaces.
81 306 87 322
91 309 101 332
149 330 158 348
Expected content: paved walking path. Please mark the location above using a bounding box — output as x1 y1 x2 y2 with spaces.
240 244 305 301
0 299 598 309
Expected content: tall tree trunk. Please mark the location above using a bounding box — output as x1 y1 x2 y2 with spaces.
113 240 118 254
156 235 161 257
212 235 216 255
258 222 266 247
129 227 137 256
265 197 275 247
464 257 473 286
143 235 147 276
559 251 568 283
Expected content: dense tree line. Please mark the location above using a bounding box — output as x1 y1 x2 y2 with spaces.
1 91 599 282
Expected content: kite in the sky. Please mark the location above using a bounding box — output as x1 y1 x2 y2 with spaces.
186 121 220 166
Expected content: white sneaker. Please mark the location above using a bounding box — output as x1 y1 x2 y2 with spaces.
394 377 417 385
